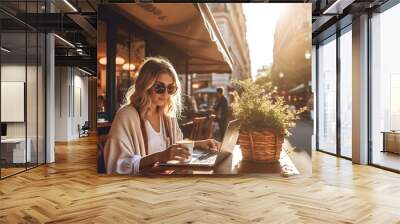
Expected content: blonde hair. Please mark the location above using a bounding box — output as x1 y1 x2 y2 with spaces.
124 57 182 119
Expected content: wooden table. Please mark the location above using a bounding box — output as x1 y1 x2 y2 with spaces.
97 121 112 135
140 145 302 176
381 131 400 154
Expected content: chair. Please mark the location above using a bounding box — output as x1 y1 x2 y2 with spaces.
97 135 107 174
190 116 207 140
78 121 90 138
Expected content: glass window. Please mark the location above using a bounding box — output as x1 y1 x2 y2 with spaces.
0 1 46 179
116 27 130 108
1 31 28 177
129 33 145 82
97 21 107 116
371 4 400 171
97 17 145 123
339 28 352 158
115 27 145 109
317 36 337 154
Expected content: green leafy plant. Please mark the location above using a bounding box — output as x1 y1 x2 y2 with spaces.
231 79 305 136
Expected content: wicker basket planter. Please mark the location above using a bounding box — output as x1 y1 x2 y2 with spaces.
238 129 284 163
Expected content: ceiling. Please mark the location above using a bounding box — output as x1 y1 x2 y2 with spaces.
0 0 395 72
311 0 390 43
0 0 101 73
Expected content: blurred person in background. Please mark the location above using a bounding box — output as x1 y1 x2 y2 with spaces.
213 87 228 139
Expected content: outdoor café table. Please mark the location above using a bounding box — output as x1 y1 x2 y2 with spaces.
139 145 306 176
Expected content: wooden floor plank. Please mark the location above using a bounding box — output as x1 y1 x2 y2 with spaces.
0 135 399 223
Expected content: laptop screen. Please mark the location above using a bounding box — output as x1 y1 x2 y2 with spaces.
220 120 240 153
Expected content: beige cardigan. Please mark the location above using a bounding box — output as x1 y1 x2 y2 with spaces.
103 105 183 174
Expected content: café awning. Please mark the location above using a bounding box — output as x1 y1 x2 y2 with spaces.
113 3 233 74
288 81 312 94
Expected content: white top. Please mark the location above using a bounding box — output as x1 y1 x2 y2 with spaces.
145 117 167 155
131 116 167 174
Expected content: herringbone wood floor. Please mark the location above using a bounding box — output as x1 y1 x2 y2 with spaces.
1 136 400 223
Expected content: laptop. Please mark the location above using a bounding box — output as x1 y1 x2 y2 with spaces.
160 119 240 167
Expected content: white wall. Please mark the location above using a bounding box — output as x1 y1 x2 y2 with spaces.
54 67 89 141
1 65 26 141
1 65 34 137
71 73 89 138
55 67 69 141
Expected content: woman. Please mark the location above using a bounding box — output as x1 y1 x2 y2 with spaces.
104 57 220 175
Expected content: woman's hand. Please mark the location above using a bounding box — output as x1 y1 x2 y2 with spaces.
195 139 221 153
159 144 190 162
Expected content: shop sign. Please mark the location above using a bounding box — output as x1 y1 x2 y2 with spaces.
212 73 229 86
137 3 167 21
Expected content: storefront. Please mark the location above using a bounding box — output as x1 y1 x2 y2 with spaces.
97 3 233 126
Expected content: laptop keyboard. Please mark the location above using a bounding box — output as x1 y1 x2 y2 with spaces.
190 149 218 164
197 152 217 160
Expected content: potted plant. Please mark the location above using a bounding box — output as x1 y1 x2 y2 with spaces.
231 79 304 163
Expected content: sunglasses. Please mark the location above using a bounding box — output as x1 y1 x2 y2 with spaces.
152 81 177 95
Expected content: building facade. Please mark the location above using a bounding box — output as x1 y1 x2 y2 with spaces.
271 4 312 93
191 3 251 103
256 65 271 79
